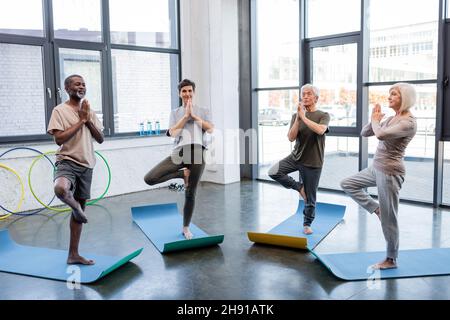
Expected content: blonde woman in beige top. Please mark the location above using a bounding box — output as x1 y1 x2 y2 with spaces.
340 83 417 270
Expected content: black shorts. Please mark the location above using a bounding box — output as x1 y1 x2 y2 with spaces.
54 160 93 200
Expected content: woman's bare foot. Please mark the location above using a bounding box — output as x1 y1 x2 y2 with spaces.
183 168 190 188
303 226 313 235
374 207 381 221
371 258 397 270
182 227 193 240
298 185 307 202
67 254 95 265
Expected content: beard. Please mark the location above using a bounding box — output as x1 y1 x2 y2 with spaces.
68 90 85 101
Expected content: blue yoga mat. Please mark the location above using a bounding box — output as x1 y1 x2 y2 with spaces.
312 248 450 280
132 203 224 253
248 200 346 250
0 230 142 283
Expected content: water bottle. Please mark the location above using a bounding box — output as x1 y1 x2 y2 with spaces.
155 120 160 135
146 120 153 136
139 122 144 136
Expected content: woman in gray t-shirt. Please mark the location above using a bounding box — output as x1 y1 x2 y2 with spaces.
144 79 214 240
341 82 417 270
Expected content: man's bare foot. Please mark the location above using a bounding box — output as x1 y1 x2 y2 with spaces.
374 207 381 221
303 226 313 235
72 209 88 224
298 185 307 202
371 258 397 270
67 254 95 265
182 227 193 240
183 168 190 188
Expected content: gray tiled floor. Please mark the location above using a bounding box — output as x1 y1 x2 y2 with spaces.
1 180 449 300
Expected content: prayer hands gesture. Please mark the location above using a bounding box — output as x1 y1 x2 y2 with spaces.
79 99 90 123
371 103 385 122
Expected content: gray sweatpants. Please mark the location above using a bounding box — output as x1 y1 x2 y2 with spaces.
268 155 322 227
144 144 206 227
340 166 404 259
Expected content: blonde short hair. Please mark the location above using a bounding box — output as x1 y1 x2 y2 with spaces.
390 82 416 113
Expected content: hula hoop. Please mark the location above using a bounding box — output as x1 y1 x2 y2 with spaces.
0 147 56 216
28 151 111 212
0 163 25 220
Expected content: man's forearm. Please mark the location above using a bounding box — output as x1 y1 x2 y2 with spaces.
302 117 327 135
169 116 189 137
54 121 85 145
86 120 104 143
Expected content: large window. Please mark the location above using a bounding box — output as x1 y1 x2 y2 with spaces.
444 142 450 205
257 89 297 180
321 137 359 190
252 0 447 206
0 1 180 141
109 0 177 48
53 0 102 42
368 0 439 82
312 43 357 127
58 48 103 118
111 50 178 133
256 0 299 88
0 1 44 37
306 0 360 38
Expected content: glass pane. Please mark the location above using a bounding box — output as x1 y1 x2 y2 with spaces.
58 49 103 122
444 142 450 205
312 43 357 127
257 90 298 180
256 0 299 87
321 137 359 189
110 0 177 48
367 84 436 202
53 0 102 42
0 1 44 37
306 0 360 38
368 0 439 82
0 44 46 137
111 49 179 133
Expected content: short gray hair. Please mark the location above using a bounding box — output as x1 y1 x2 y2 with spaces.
300 83 320 98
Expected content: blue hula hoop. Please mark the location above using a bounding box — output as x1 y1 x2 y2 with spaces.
0 146 56 216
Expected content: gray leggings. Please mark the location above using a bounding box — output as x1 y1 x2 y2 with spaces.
268 155 322 227
340 166 404 259
144 144 206 227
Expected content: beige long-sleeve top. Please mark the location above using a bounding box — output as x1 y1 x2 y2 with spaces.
361 115 417 175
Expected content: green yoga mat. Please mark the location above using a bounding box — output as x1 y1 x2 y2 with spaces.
132 203 224 253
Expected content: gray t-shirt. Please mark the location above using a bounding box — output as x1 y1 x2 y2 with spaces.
167 105 211 149
361 115 417 175
290 110 330 168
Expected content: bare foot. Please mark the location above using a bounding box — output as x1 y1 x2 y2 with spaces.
182 227 193 240
183 168 191 188
71 209 88 224
67 254 95 265
371 258 397 270
298 185 307 202
374 207 381 221
303 226 313 235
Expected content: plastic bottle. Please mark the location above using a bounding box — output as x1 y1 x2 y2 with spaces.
139 122 145 136
146 120 153 136
155 120 161 135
